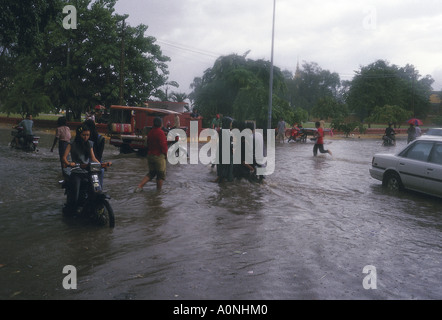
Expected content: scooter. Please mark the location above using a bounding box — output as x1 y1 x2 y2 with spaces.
287 128 307 143
10 127 40 151
61 162 114 228
382 133 396 146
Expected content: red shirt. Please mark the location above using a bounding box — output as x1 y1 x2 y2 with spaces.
147 127 168 156
317 128 324 144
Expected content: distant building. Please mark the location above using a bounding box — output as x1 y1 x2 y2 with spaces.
144 100 189 113
429 91 442 115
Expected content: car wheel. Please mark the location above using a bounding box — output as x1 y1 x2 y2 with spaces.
383 172 403 191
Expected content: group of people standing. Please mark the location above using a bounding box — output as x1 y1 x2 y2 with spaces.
385 122 423 145
407 122 422 144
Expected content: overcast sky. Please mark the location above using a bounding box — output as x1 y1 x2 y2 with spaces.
114 0 442 95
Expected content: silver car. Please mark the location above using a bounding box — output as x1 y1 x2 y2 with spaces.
369 136 442 198
425 128 442 137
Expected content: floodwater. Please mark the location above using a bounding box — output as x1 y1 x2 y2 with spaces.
0 126 441 300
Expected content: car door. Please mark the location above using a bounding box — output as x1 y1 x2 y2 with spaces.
397 141 434 192
422 142 442 197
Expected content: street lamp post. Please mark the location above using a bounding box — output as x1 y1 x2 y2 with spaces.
267 0 276 129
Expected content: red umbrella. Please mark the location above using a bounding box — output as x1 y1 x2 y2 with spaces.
407 118 423 126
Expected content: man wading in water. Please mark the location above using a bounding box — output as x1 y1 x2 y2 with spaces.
135 117 168 192
313 121 332 157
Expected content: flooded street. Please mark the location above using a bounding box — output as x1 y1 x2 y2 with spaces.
0 127 441 300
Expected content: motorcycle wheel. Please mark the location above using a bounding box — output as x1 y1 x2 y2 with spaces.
93 200 115 228
10 139 17 149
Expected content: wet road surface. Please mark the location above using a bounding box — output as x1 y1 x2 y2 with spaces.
0 127 441 299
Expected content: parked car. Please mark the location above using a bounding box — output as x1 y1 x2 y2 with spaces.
369 136 442 198
424 128 442 136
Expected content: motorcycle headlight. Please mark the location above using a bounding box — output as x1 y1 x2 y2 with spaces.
90 162 102 173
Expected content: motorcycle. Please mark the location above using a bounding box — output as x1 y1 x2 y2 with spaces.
10 127 40 151
287 128 307 143
60 162 115 228
382 133 396 146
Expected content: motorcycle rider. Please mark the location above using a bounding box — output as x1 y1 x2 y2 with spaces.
62 123 100 213
384 123 396 145
14 113 34 147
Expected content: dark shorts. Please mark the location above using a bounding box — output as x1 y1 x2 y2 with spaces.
146 154 166 180
313 143 328 156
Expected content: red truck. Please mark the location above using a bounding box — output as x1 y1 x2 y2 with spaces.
108 105 199 155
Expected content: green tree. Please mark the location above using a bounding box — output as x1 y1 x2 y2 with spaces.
347 60 434 121
366 104 412 128
1 56 52 117
1 0 172 120
0 0 60 114
0 0 59 56
190 54 287 129
282 62 342 114
330 117 360 138
312 96 349 120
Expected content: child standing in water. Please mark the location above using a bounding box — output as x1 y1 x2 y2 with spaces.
313 121 332 157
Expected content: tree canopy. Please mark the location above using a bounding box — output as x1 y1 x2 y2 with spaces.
282 62 342 113
365 104 412 128
0 0 171 120
346 60 434 122
190 53 291 129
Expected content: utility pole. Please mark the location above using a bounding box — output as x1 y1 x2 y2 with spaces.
119 19 126 105
267 0 276 129
66 43 71 121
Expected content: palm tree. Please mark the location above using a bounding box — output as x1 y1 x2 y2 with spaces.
170 92 188 102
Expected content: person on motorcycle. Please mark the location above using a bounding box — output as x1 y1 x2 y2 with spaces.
84 119 106 186
288 123 300 142
384 123 396 145
14 113 34 147
62 123 100 213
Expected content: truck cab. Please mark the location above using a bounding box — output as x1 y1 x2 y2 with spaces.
108 105 187 155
